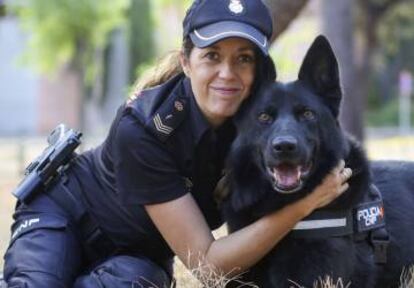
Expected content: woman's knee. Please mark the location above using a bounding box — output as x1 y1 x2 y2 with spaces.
3 212 82 287
5 271 70 288
73 255 172 288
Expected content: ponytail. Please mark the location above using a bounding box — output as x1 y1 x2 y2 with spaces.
130 38 194 99
131 52 182 97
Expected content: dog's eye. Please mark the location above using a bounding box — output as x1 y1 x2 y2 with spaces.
258 113 273 124
302 110 315 120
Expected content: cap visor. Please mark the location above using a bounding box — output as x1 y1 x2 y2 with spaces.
190 21 269 55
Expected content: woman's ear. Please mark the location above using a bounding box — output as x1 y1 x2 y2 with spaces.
180 52 190 77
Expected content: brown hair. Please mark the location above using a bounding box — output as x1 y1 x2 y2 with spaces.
130 38 194 98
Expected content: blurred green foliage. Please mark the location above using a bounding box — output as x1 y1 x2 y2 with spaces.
0 3 5 17
151 0 188 52
132 0 192 82
157 0 192 7
269 20 319 82
128 0 154 83
11 0 130 85
366 98 414 127
128 0 192 94
379 1 414 71
367 1 414 126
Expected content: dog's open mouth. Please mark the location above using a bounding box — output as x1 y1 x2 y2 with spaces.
266 163 312 194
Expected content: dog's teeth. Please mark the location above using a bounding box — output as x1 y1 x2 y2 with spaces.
272 166 301 188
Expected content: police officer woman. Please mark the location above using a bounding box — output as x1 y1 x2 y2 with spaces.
3 0 352 287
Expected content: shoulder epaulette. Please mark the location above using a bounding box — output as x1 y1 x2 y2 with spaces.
125 74 188 142
145 95 188 142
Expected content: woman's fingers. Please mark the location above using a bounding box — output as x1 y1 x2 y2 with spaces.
333 160 352 198
332 159 345 174
305 159 353 210
340 167 352 183
317 182 349 208
311 160 353 209
331 159 352 182
338 182 349 195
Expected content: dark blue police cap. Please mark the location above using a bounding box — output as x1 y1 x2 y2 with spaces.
183 0 273 55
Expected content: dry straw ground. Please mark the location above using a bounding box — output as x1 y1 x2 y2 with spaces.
1 135 414 287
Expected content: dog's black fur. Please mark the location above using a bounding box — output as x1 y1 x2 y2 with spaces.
223 36 414 287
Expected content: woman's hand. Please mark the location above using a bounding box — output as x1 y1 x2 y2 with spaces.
300 160 352 213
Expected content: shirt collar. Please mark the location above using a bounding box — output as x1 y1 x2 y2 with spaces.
183 77 211 145
182 77 237 146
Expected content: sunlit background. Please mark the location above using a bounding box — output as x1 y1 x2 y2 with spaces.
1 0 414 285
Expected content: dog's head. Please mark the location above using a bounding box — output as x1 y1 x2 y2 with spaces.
228 35 350 211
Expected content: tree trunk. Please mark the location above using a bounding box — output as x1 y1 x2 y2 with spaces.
321 0 364 140
264 0 309 41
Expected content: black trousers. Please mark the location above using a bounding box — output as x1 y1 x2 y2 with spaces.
3 181 172 288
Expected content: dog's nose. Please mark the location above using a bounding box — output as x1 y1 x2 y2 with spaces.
272 136 298 153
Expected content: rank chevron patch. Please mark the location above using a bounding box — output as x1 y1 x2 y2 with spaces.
153 113 174 135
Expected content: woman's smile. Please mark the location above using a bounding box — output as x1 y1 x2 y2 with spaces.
181 37 256 127
210 85 242 97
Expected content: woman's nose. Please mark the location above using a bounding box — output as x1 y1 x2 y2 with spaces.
218 62 236 80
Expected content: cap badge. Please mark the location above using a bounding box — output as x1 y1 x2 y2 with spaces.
228 0 244 15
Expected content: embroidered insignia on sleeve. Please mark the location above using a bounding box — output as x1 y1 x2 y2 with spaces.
147 96 188 142
153 114 174 135
11 218 40 240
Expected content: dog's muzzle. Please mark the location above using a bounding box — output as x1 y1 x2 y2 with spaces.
265 136 313 193
266 163 312 193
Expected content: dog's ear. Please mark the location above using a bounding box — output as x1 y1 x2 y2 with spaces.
298 35 342 117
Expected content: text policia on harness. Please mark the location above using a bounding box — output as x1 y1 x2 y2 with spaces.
290 184 389 264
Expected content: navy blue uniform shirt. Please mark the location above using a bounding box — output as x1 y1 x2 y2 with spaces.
73 74 236 263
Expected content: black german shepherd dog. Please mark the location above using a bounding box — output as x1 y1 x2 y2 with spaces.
223 36 414 287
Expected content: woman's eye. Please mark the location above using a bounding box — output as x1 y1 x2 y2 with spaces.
302 109 315 120
258 112 273 124
238 54 255 64
205 52 219 61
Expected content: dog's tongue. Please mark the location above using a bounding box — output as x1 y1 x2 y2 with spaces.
273 164 300 188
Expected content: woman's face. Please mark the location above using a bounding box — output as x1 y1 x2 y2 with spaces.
181 37 256 127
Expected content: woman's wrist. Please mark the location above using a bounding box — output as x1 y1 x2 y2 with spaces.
292 194 318 218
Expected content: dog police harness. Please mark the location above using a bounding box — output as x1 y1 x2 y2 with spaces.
290 184 389 264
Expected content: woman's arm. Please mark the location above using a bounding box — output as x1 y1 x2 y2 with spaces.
145 160 351 277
